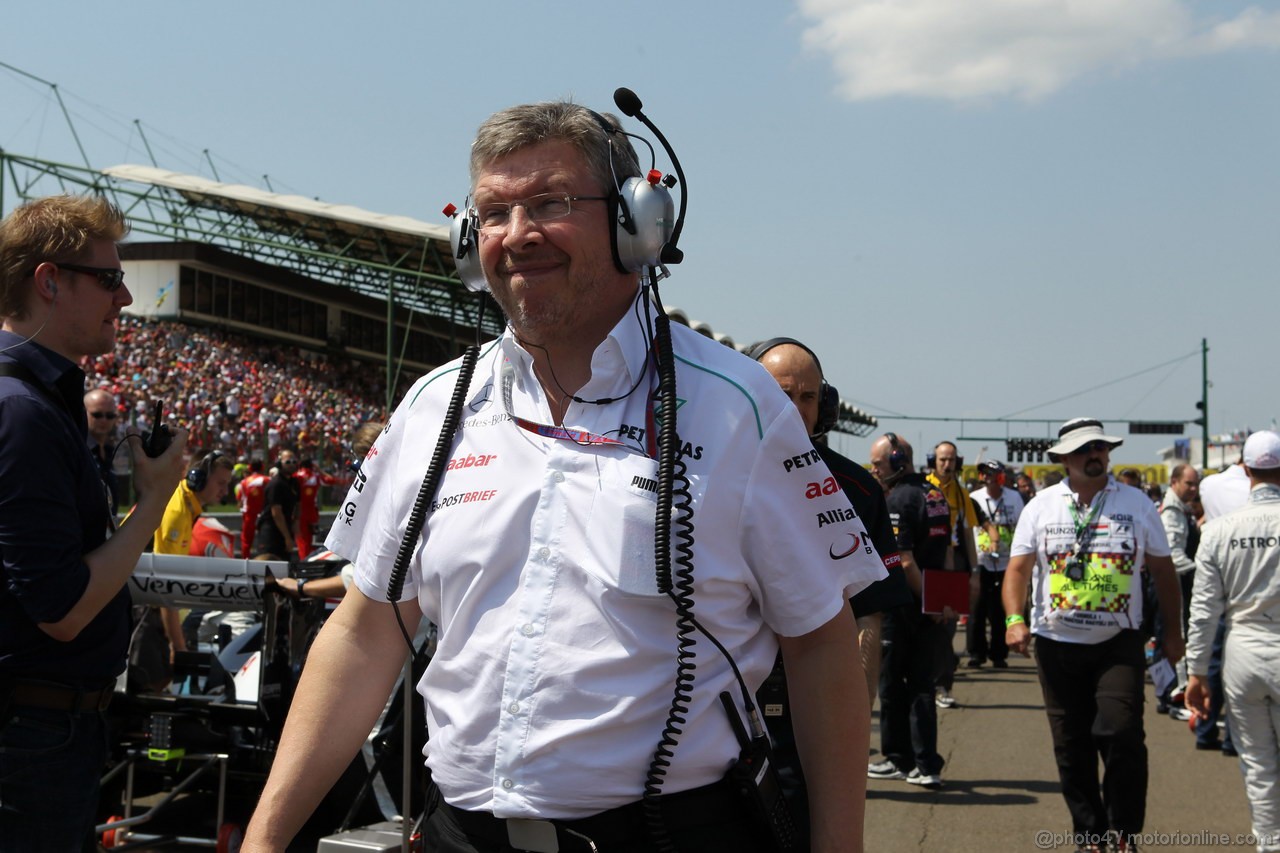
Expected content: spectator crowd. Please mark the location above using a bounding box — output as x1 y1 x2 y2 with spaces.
82 315 399 474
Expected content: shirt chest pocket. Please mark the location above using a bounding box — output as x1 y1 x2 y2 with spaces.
580 455 664 598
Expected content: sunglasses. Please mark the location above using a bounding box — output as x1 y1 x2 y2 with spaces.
1072 440 1112 455
50 262 127 292
89 411 118 420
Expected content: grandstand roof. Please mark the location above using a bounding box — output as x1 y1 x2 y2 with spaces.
102 163 451 251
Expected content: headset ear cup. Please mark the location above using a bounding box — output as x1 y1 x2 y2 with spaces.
186 466 207 492
817 382 839 436
449 207 489 292
612 176 674 272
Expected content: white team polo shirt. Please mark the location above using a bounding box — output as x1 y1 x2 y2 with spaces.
1011 476 1170 644
970 486 1025 572
327 301 885 819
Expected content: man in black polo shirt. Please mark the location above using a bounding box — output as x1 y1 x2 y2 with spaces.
252 448 301 558
867 432 952 789
751 339 912 707
751 338 913 833
0 195 187 849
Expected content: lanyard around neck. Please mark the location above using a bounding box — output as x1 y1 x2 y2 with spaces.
500 361 656 457
1066 491 1107 553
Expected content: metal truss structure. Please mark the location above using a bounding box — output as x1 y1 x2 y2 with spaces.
0 150 503 340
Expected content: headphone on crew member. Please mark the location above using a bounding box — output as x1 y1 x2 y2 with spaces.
186 451 223 492
926 441 964 471
746 337 840 437
883 432 909 473
446 106 676 292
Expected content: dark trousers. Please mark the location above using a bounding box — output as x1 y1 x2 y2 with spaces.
880 606 945 775
0 705 108 852
1033 630 1148 837
967 570 1008 663
425 781 773 852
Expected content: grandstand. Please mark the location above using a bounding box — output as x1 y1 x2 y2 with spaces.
1 150 879 437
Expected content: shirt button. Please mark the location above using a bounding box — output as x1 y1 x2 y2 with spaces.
537 546 550 560
502 779 514 790
522 623 535 636
552 471 565 483
508 702 520 714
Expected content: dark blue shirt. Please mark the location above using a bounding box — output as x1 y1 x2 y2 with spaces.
0 331 128 686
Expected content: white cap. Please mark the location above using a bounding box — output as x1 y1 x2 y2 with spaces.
1243 430 1280 470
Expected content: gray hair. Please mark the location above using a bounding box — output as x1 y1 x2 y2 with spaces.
470 101 641 193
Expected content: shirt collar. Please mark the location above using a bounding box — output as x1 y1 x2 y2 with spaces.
0 331 88 433
497 289 653 398
1249 482 1280 503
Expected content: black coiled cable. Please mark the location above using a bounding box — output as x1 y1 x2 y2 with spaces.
386 344 480 656
642 280 699 852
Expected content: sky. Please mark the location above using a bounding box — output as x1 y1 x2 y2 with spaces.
3 0 1276 470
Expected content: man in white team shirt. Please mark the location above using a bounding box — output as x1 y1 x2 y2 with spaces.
966 459 1023 668
244 99 884 853
1186 430 1280 852
1004 418 1183 853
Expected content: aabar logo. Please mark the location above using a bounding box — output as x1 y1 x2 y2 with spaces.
806 477 840 499
447 453 497 471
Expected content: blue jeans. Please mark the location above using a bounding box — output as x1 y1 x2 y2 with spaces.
1194 618 1234 749
0 705 108 851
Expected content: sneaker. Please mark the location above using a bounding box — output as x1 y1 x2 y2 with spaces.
867 759 907 780
1111 835 1140 853
1168 707 1192 721
906 768 943 789
992 659 1009 669
935 690 957 709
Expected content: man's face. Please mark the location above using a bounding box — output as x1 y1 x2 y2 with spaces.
1063 440 1111 482
202 467 234 505
933 443 958 482
870 438 895 491
981 468 1002 491
1017 475 1035 499
48 240 132 361
473 140 635 346
1170 468 1200 502
85 392 118 441
278 452 298 474
760 345 822 436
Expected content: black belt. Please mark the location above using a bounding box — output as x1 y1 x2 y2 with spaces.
2 680 115 714
444 779 744 851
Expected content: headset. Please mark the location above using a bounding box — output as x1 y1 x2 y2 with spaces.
745 337 839 437
445 105 677 292
884 432 909 473
926 441 964 471
186 450 223 492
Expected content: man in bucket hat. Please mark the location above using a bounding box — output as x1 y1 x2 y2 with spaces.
1003 418 1184 853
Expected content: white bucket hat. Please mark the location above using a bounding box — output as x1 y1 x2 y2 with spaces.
1047 417 1124 459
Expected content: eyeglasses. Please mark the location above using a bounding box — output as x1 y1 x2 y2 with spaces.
89 411 118 420
281 458 299 466
54 262 126 292
474 193 609 234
